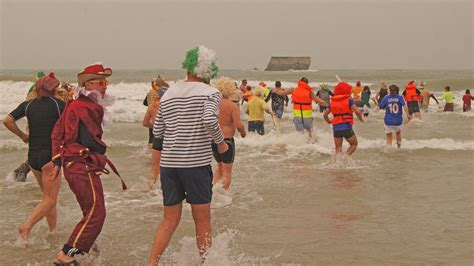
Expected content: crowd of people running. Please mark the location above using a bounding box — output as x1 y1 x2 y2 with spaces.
2 45 473 265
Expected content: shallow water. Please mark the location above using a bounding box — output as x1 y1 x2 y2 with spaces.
0 69 473 265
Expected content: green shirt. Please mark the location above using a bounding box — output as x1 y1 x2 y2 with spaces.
440 91 455 103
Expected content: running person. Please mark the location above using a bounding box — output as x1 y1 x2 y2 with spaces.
52 63 126 265
149 46 228 264
269 81 289 119
439 86 455 112
247 88 274 135
143 88 167 189
419 82 439 111
316 83 333 113
212 77 246 190
323 82 364 156
274 77 327 139
462 89 474 112
402 81 422 119
379 85 411 148
3 73 65 240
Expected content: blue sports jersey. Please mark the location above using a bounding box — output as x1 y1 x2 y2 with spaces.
379 95 406 126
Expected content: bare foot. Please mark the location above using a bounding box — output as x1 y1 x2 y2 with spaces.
18 224 31 240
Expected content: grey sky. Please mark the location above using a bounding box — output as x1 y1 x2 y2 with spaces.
1 0 472 70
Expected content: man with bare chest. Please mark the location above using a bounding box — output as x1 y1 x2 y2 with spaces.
212 77 246 190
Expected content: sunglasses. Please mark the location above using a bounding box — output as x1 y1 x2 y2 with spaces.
87 80 109 86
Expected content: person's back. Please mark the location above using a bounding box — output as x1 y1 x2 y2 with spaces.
421 87 432 108
462 89 473 112
219 98 239 137
248 96 266 121
377 88 388 104
318 88 331 103
352 82 363 102
156 81 222 167
11 96 65 150
380 94 405 126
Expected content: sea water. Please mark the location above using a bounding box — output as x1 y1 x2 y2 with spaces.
0 69 472 265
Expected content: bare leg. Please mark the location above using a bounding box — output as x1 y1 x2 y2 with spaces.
345 135 358 156
386 133 393 146
396 131 402 148
414 112 421 119
191 203 212 259
220 163 233 191
19 168 61 239
148 150 161 189
148 203 182 266
334 137 343 155
213 162 223 186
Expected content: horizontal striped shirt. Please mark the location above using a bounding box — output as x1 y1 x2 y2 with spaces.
153 81 224 168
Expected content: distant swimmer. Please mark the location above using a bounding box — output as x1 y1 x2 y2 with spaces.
379 85 411 148
246 88 274 135
316 83 333 113
402 81 422 119
374 82 388 106
274 77 327 139
259 82 271 102
439 86 455 112
269 81 289 120
323 82 364 156
356 85 371 117
419 81 439 111
462 89 473 112
352 81 363 104
143 88 167 189
212 77 246 190
239 79 247 93
3 73 65 240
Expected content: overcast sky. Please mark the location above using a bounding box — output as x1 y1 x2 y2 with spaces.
0 0 472 70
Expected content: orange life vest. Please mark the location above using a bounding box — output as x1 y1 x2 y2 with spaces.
292 81 312 109
330 94 354 125
243 91 253 102
404 83 420 102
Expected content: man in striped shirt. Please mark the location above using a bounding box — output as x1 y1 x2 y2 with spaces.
149 46 228 264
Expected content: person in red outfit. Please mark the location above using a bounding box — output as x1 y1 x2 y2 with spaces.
51 63 126 265
462 89 474 112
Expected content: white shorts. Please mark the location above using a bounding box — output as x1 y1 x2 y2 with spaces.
384 124 402 134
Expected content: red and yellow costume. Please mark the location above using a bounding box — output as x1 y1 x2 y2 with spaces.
51 64 125 257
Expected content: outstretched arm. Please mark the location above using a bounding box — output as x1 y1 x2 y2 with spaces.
430 94 439 104
310 91 327 106
323 109 332 124
273 88 293 96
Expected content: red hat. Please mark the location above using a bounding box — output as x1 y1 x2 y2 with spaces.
334 82 352 96
77 63 112 86
36 72 60 92
406 80 416 90
259 82 267 87
356 81 361 87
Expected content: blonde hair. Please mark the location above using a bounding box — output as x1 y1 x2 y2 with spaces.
215 76 236 98
254 87 264 98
